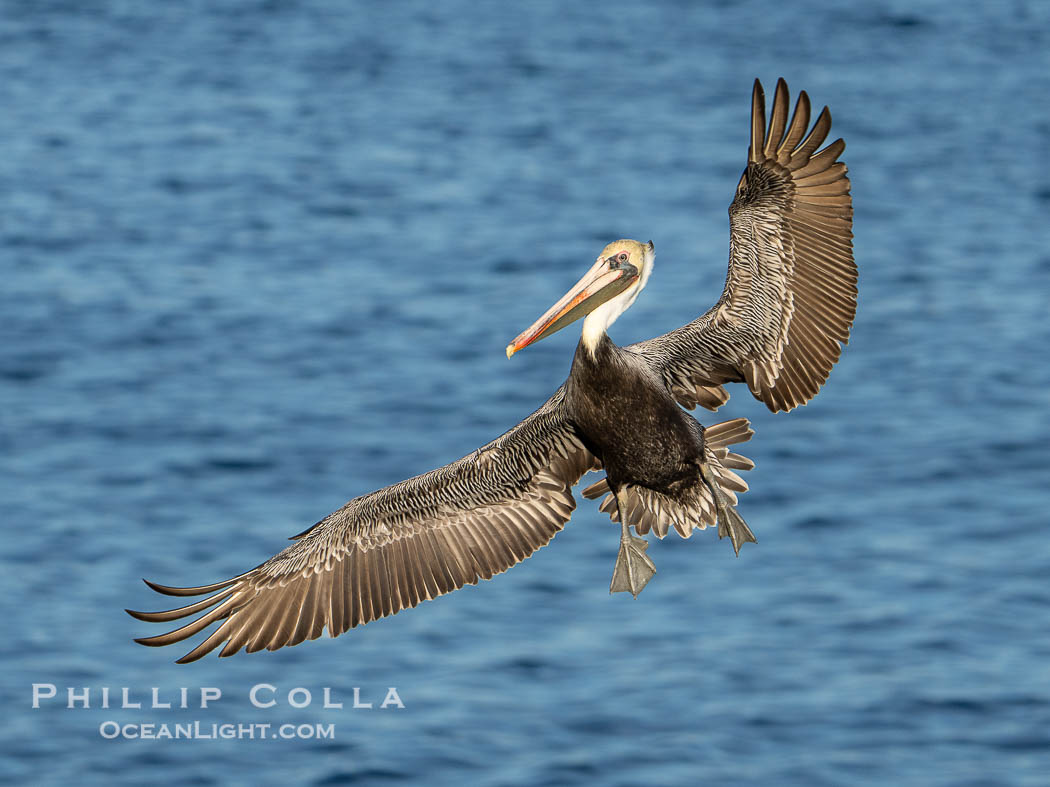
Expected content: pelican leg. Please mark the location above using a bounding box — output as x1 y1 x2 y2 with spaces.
609 494 656 597
699 462 757 556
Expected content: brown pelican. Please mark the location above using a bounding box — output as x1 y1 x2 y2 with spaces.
129 79 855 662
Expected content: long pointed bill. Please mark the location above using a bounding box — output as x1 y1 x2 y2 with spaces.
506 256 638 357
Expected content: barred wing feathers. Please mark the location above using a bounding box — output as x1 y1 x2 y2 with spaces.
128 389 596 663
633 78 856 413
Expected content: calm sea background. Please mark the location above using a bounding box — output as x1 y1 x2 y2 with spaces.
2 1 1048 784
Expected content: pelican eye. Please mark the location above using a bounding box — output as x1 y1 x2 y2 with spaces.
616 252 628 264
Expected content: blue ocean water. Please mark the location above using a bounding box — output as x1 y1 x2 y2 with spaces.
2 1 1049 784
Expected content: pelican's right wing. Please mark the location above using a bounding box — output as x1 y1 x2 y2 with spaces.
128 388 596 662
632 78 856 413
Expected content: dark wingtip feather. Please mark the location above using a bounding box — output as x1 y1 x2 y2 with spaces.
764 78 790 159
143 578 195 596
125 588 236 623
749 79 766 163
143 576 239 597
777 89 811 162
790 106 832 165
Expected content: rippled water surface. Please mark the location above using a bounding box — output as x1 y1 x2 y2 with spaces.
3 1 1049 784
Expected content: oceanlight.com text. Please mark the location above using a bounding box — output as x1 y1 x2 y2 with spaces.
98 721 335 740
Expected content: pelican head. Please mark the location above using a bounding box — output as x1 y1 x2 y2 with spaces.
506 239 655 358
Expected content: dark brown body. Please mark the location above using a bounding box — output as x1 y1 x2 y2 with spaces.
565 333 705 503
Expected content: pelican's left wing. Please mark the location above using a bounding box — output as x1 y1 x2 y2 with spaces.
631 78 856 413
128 387 596 662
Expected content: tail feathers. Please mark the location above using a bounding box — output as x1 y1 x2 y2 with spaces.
583 479 719 537
703 417 753 449
582 418 755 540
703 417 754 489
582 478 611 500
595 483 716 539
671 382 730 412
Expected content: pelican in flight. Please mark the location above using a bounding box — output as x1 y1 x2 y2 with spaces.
129 79 855 662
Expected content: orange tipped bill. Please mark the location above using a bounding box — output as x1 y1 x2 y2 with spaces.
506 256 637 357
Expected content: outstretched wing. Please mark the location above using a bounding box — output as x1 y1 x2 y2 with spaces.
128 388 596 662
632 78 856 413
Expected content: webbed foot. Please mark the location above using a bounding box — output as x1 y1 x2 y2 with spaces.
699 461 757 556
716 502 757 556
610 522 656 597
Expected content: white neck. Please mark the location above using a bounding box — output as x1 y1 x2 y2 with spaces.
581 295 627 355
580 248 654 357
